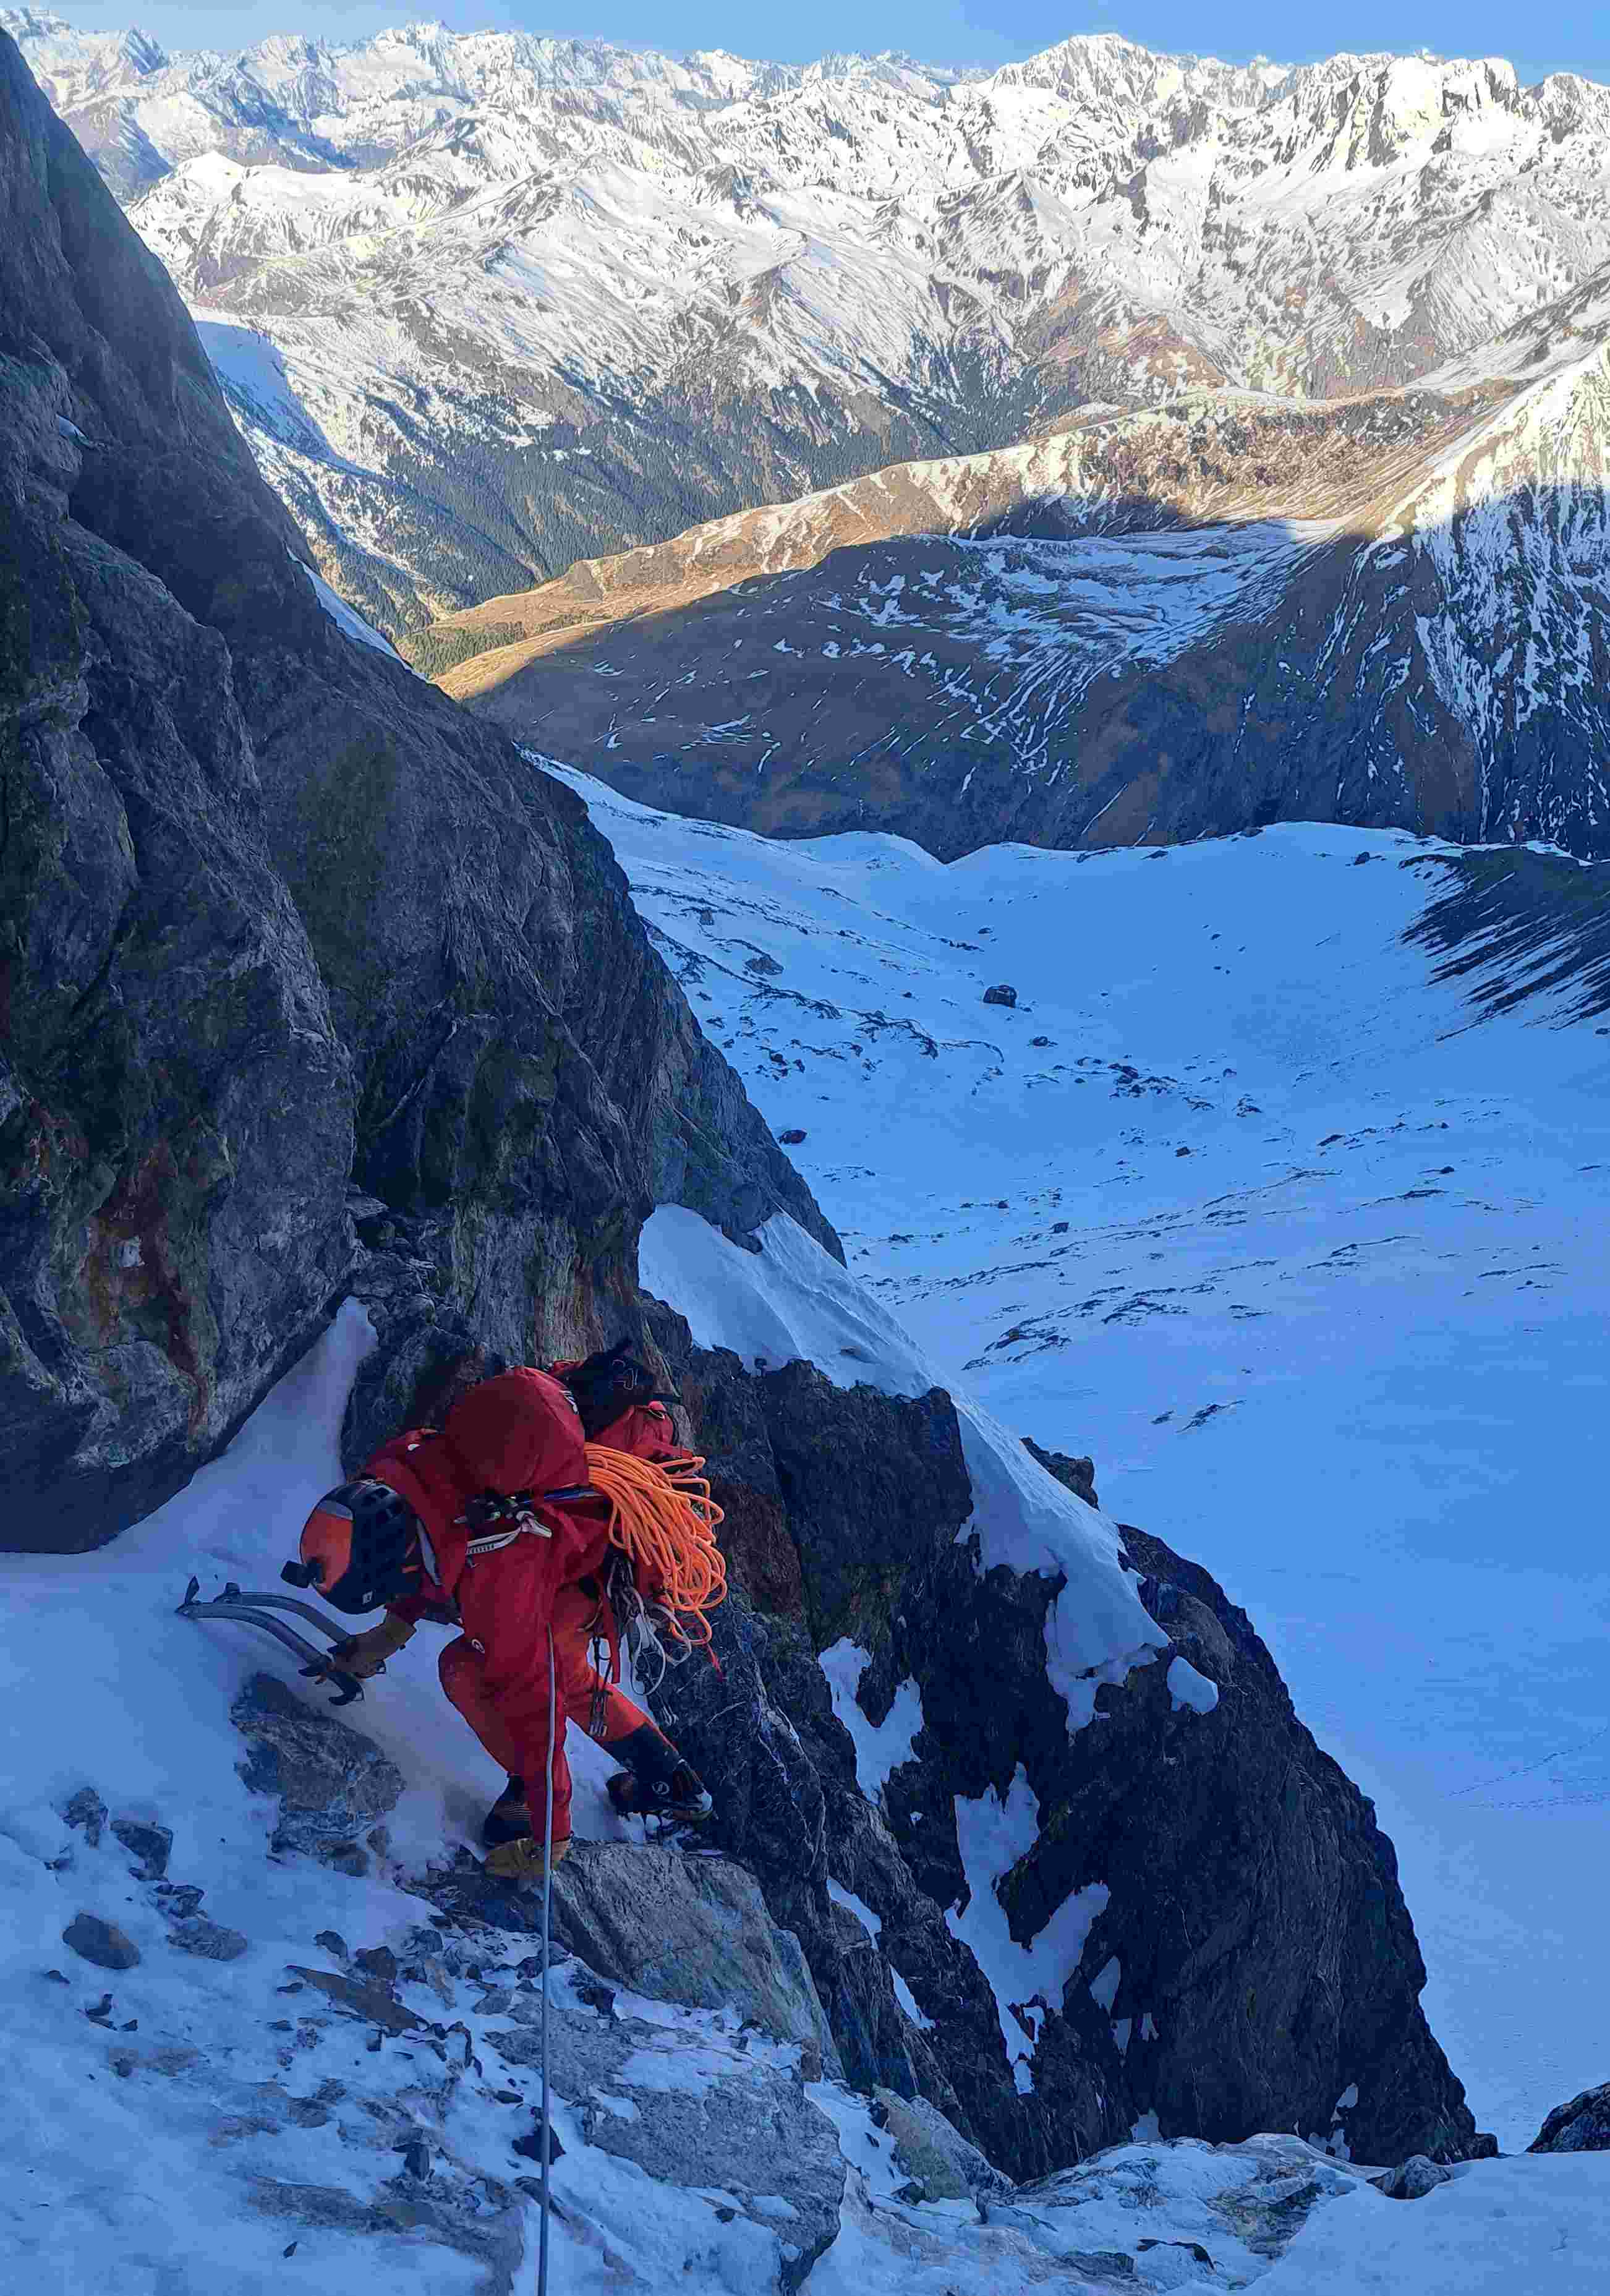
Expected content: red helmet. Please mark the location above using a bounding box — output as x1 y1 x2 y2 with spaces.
283 1480 424 1614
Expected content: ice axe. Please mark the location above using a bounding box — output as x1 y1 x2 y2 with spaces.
176 1577 369 1705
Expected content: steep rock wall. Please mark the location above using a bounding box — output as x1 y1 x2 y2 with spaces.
0 28 832 1550
621 1316 1492 2180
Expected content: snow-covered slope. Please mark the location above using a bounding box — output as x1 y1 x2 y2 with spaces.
17 15 1610 636
554 764 1610 2151
5 1144 1607 2288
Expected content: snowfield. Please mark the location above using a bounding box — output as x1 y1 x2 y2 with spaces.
556 763 1610 2153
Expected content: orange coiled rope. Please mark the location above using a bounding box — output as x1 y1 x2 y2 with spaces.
582 1444 727 1652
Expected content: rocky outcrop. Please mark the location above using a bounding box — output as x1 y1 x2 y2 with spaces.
621 1321 1491 2180
0 30 355 1548
0 27 832 1551
1530 2082 1610 2153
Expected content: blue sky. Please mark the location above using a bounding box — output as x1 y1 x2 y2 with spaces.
59 4 1610 90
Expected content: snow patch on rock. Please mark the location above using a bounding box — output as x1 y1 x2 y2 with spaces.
1167 1657 1220 1715
944 1765 1110 2094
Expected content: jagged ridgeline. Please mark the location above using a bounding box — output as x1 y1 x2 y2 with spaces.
2 29 1493 2280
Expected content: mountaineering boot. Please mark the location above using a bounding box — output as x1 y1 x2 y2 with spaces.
480 1777 532 1848
605 1723 712 1825
485 1833 572 1886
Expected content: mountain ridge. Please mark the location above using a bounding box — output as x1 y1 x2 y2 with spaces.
16 13 1610 647
445 355 1610 857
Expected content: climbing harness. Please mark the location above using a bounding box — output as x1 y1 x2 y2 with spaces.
176 1578 369 1705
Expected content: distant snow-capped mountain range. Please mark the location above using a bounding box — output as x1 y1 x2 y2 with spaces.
13 11 1610 654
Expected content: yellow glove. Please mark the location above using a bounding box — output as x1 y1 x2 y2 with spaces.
330 1611 416 1680
485 1833 572 1885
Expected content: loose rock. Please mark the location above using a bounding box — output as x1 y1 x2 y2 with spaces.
62 1914 140 1972
982 983 1018 1007
284 1966 432 2037
167 1917 249 1963
153 1884 205 1917
110 1818 172 1879
62 1790 108 1848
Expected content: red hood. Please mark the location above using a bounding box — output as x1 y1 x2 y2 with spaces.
441 1366 588 1496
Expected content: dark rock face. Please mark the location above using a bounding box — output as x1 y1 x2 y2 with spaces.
0 28 833 1549
1070 1511 1489 2169
0 35 353 1551
1023 1437 1098 1509
756 1362 974 1647
1531 2081 1610 2153
631 1320 1489 2179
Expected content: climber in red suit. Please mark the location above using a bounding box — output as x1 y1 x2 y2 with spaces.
284 1343 720 1880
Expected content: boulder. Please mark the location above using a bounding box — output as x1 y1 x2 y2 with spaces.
427 1838 843 2069
1530 2081 1610 2153
284 1966 430 2038
1372 2154 1454 2200
62 1913 140 1971
232 1673 404 1853
982 983 1018 1007
874 2087 1010 2202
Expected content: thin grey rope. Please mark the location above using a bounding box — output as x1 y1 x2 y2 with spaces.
538 1622 556 2296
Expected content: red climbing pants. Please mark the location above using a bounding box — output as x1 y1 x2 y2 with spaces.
438 1579 657 1843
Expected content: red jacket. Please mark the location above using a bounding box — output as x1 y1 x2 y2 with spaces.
362 1367 679 1803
